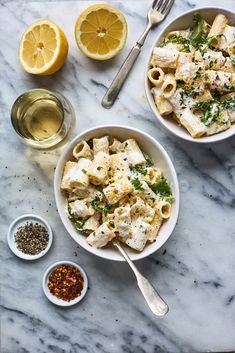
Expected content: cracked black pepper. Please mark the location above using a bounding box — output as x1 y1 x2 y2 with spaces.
14 222 49 255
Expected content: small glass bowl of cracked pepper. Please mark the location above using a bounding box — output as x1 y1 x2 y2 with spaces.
7 214 53 260
42 261 88 306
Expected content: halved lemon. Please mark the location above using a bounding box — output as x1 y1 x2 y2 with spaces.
19 19 69 75
75 4 128 60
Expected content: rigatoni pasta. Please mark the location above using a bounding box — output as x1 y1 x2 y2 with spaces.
161 74 177 98
87 151 110 185
123 139 146 166
148 67 165 86
73 140 92 160
152 87 173 116
148 12 235 138
61 136 174 252
93 136 109 154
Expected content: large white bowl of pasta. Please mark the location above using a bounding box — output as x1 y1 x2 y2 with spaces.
54 125 179 261
145 7 235 143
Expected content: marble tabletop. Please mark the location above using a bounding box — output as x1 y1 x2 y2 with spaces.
1 0 235 352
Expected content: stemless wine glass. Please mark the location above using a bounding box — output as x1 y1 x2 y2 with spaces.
11 89 75 149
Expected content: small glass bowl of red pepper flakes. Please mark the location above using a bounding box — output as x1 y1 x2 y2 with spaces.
42 261 88 306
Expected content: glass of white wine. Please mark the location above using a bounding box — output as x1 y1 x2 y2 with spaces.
11 89 75 149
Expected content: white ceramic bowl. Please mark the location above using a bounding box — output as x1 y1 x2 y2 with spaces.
145 7 235 143
7 214 53 260
54 125 180 261
42 261 88 306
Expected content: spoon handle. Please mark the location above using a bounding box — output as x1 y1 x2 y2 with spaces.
113 240 169 316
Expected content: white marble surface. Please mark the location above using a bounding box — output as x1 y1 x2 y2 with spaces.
1 0 235 352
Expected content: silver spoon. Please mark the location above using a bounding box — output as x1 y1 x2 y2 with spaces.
102 0 175 109
113 240 169 316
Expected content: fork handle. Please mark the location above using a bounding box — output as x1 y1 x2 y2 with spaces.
102 44 141 109
113 240 169 316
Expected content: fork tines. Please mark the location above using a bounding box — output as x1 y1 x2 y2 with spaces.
154 0 174 16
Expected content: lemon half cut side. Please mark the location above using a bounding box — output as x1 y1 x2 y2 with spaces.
75 4 128 60
19 19 69 76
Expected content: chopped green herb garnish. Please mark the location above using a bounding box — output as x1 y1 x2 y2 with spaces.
194 100 221 126
189 12 210 50
91 196 101 210
143 152 153 167
110 150 117 155
91 196 110 216
193 97 235 126
160 34 190 52
164 195 175 203
97 166 102 171
221 96 235 110
199 34 223 56
231 57 235 67
177 81 199 98
148 177 173 200
194 67 202 79
68 205 86 231
132 166 147 176
224 82 235 91
184 87 198 97
207 34 224 48
82 169 87 174
188 13 224 56
109 221 115 228
208 60 214 69
160 13 224 59
131 178 144 191
102 205 111 216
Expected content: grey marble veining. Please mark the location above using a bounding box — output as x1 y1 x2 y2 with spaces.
0 0 235 352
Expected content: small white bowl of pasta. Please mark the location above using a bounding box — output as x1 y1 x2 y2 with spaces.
54 125 179 261
145 7 235 143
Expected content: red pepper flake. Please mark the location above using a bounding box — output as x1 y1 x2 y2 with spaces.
48 264 84 302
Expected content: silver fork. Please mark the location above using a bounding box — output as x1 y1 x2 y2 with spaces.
102 0 175 109
113 240 169 316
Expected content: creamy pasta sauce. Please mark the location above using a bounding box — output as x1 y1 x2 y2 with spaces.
61 136 174 252
148 12 235 138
